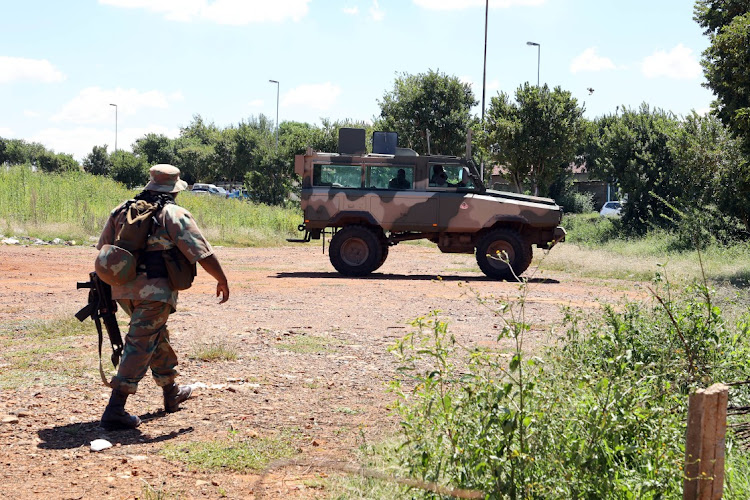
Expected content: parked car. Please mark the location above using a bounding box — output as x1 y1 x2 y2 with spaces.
190 183 227 196
599 201 623 217
227 188 251 200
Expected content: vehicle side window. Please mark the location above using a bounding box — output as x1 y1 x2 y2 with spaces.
429 164 473 188
366 166 414 190
313 164 362 188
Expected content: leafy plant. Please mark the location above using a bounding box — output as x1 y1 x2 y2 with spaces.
384 269 750 498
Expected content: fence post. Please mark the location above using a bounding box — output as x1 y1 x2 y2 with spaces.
683 383 729 500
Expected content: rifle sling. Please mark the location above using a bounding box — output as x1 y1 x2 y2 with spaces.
93 315 113 388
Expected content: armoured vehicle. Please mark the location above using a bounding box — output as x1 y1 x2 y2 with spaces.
289 129 565 280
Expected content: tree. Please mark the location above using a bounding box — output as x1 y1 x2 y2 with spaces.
670 111 750 233
213 127 242 185
132 133 177 166
482 83 585 196
377 69 477 156
244 147 295 206
37 151 80 173
83 145 113 176
594 104 681 232
175 140 214 185
694 1 750 149
110 151 149 188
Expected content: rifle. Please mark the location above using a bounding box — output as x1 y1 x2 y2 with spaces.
75 272 123 386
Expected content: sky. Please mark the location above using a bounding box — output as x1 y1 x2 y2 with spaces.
0 0 715 161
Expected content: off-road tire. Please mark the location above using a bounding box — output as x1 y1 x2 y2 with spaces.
475 228 533 280
329 225 384 277
373 238 390 271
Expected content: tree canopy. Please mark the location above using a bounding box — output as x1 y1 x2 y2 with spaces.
694 1 750 149
377 69 477 156
482 83 584 196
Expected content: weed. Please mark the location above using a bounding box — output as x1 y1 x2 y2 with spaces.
188 342 238 362
161 433 296 472
380 268 750 498
275 334 337 354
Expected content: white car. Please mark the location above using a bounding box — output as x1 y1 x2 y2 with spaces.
599 201 622 217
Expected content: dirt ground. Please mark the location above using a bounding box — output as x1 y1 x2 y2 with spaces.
0 243 643 499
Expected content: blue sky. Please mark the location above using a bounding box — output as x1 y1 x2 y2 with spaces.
1 0 714 161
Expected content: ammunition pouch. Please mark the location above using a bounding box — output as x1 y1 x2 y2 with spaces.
163 247 196 291
139 251 169 279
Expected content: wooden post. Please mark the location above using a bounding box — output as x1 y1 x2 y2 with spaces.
683 383 729 500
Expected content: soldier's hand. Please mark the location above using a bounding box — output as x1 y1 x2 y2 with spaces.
216 281 229 303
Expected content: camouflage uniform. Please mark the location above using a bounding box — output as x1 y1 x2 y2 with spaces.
97 202 214 394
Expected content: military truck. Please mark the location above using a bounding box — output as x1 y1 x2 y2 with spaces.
289 128 565 280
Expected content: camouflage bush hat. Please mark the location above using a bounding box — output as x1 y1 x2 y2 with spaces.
144 164 188 193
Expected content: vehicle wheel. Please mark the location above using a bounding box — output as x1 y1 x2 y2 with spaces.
475 228 532 280
374 240 389 271
329 225 384 277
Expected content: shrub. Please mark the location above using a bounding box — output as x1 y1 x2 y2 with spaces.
387 276 750 498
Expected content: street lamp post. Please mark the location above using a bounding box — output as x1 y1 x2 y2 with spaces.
526 41 540 86
480 0 489 182
268 80 279 149
109 103 118 152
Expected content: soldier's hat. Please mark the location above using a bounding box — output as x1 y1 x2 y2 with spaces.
144 164 188 193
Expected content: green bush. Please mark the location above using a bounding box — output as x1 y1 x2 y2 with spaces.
562 212 620 245
386 278 750 499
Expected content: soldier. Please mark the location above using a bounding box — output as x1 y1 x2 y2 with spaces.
96 164 230 431
388 168 411 190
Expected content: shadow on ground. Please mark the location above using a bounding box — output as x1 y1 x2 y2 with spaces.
274 271 559 284
37 411 194 450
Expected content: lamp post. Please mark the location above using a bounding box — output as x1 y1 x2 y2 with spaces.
526 41 540 86
480 0 489 182
109 103 118 152
268 79 279 149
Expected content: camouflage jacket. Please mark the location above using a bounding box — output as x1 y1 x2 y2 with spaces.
96 201 214 309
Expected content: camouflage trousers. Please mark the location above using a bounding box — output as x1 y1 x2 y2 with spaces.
109 299 179 394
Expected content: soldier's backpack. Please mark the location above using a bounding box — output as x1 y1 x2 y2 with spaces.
95 199 160 286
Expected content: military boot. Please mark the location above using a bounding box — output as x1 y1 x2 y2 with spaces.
101 389 141 431
163 383 192 413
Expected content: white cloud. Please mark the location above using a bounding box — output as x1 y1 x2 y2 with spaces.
0 127 14 137
32 124 180 161
343 6 359 15
24 110 40 118
51 87 179 125
642 43 702 79
281 83 341 111
248 99 264 107
99 0 311 24
413 0 544 10
0 56 65 84
370 0 385 21
570 47 616 74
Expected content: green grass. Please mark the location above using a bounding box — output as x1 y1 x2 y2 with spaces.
188 342 239 362
725 444 750 499
161 434 296 472
541 213 750 286
326 438 407 500
0 166 303 246
0 317 100 389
